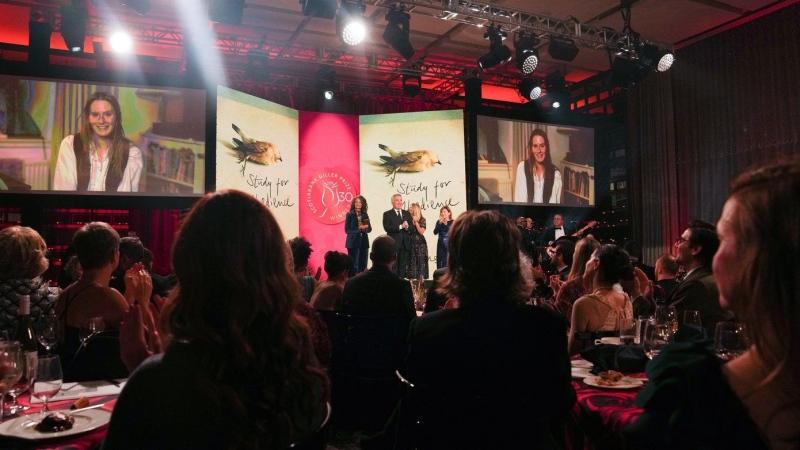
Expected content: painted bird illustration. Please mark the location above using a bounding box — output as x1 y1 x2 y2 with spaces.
231 124 282 175
378 144 442 186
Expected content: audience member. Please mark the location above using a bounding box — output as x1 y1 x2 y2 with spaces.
311 251 353 311
108 236 145 295
551 237 600 322
667 220 733 330
624 240 656 281
289 236 318 303
0 226 58 335
567 244 635 355
653 253 679 302
104 190 329 449
422 267 448 313
551 239 575 281
628 161 800 448
341 235 415 324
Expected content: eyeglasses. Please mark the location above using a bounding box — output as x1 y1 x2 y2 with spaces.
674 237 688 246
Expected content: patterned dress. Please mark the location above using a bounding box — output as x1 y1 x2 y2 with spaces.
406 217 429 280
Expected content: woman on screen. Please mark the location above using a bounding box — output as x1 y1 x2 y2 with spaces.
53 91 143 192
513 129 561 204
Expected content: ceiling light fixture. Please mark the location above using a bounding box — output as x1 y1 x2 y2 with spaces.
517 78 542 101
337 1 367 46
383 6 414 59
109 31 132 52
548 35 579 62
639 43 674 72
477 25 511 70
300 0 338 19
28 10 52 65
608 5 675 87
60 0 88 53
514 33 540 75
317 66 336 99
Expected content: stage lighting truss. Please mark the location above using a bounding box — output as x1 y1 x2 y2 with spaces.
337 1 367 46
477 25 512 70
514 33 539 75
384 6 415 59
517 78 542 101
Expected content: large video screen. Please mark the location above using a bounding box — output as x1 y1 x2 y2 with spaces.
476 115 595 206
0 75 206 196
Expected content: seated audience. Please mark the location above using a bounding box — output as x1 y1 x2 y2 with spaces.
624 240 656 281
422 267 448 313
653 253 680 302
311 251 353 311
104 190 329 449
627 161 800 449
289 236 318 303
551 237 600 322
567 244 635 355
403 210 574 448
0 226 59 335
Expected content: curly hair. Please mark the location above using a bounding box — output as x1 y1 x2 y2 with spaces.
350 195 368 213
162 190 328 448
288 236 313 273
0 226 49 279
440 210 530 307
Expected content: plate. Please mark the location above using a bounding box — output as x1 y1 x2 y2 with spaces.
583 376 644 390
571 367 592 379
596 337 621 345
0 409 111 440
571 359 593 369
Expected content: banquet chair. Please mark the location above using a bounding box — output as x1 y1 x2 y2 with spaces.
63 329 129 382
287 402 332 450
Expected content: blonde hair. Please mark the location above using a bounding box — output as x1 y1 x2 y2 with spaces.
0 226 49 279
567 237 600 281
410 203 424 222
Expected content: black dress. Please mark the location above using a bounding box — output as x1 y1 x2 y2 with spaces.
406 217 429 280
433 219 453 269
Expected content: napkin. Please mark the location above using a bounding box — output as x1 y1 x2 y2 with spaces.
674 323 713 348
29 379 126 403
580 345 648 374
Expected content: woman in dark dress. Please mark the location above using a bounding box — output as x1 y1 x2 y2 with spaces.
433 206 454 270
406 203 429 280
344 195 372 273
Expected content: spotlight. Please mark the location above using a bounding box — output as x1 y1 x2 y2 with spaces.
120 0 151 16
109 31 132 52
383 6 414 59
28 10 52 66
477 26 512 70
608 56 650 87
514 34 540 75
300 0 338 19
517 79 542 101
548 36 579 62
640 43 674 72
317 66 335 99
60 1 88 52
543 71 570 109
337 1 367 46
324 90 334 100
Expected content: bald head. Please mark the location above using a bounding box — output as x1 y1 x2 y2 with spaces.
370 235 397 267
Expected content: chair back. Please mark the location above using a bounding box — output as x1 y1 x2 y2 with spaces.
335 313 407 378
63 329 129 382
287 402 332 450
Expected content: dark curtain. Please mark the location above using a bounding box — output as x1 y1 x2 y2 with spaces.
129 209 182 276
628 3 800 263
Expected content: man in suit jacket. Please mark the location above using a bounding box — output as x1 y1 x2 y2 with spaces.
342 234 415 324
382 194 412 277
667 220 734 330
539 214 575 246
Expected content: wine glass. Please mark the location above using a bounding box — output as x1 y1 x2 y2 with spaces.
79 316 105 343
682 310 702 328
655 305 679 333
30 355 63 413
714 322 748 361
643 321 672 360
37 313 59 354
6 341 33 415
0 341 23 421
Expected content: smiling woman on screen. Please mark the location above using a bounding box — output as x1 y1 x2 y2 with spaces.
513 128 562 204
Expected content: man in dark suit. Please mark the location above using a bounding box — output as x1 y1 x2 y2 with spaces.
539 214 574 246
654 253 680 302
667 220 734 330
382 194 412 277
342 234 415 324
624 241 656 282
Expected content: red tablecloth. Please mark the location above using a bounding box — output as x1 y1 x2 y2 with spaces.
0 392 116 450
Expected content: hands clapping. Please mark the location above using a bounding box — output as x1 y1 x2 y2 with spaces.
123 262 153 307
120 301 163 373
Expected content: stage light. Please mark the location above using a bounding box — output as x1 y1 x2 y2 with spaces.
517 79 542 101
477 26 512 70
60 1 88 53
515 34 540 75
548 36 579 62
120 0 151 16
324 90 334 100
543 71 570 109
317 66 336 99
28 10 52 65
383 6 414 59
109 31 132 53
640 43 674 72
300 0 338 19
337 1 367 46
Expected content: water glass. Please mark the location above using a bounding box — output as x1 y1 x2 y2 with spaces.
79 316 105 343
683 310 702 328
635 315 654 345
643 321 671 360
30 355 63 413
0 341 23 421
37 313 59 354
714 322 748 360
618 314 636 345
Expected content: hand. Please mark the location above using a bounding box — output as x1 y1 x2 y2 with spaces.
531 265 545 282
123 262 153 307
120 304 163 373
443 298 459 309
315 266 322 281
550 275 563 296
402 220 409 229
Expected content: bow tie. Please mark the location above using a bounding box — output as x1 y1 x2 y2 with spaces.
555 227 562 230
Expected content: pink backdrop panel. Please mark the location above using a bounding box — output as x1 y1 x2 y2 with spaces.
298 111 361 277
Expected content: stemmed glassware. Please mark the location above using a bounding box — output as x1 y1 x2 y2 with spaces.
643 321 672 360
655 305 679 334
79 316 105 344
410 277 426 312
37 312 59 355
0 341 23 422
714 322 748 360
30 355 63 414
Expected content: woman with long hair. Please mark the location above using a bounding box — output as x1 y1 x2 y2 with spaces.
104 190 329 449
406 203 429 279
513 129 562 204
628 161 800 449
344 195 372 273
53 91 143 192
433 206 454 269
567 244 634 355
551 237 600 321
311 250 353 311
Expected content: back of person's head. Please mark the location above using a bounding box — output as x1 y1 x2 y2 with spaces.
442 210 529 306
72 222 120 270
324 251 353 278
288 236 313 273
370 235 396 266
163 190 327 447
623 241 642 259
555 240 575 266
724 161 800 377
655 254 679 277
568 237 600 281
687 220 719 264
119 237 145 263
595 244 635 286
0 226 49 279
